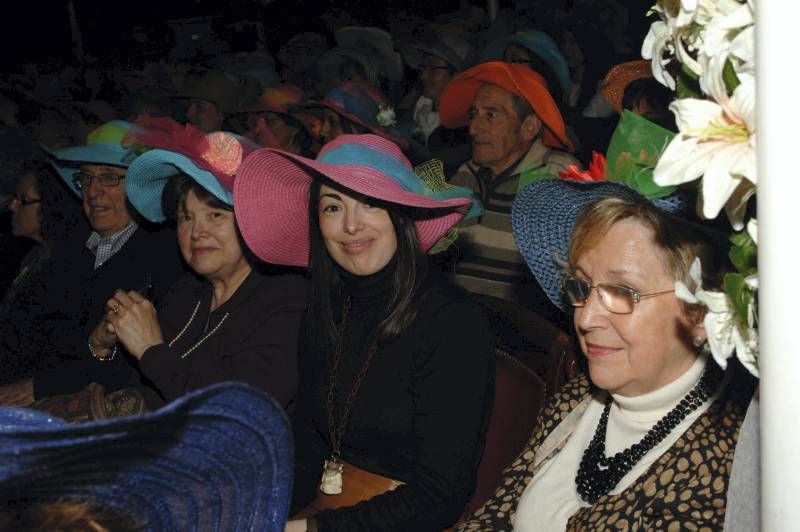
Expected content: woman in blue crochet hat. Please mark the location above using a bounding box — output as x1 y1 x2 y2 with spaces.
458 178 757 530
235 134 492 531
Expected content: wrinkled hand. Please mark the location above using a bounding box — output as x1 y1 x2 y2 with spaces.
89 303 120 354
0 378 34 407
105 290 164 360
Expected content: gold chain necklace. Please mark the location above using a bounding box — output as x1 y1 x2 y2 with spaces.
320 296 379 495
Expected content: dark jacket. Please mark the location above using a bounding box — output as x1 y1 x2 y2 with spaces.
1 225 184 398
139 268 308 410
291 267 495 531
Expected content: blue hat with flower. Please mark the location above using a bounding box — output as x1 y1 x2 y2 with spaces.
0 382 293 531
123 117 260 222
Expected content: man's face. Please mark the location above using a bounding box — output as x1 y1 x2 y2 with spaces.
185 98 224 133
468 84 540 176
419 54 453 102
80 164 132 237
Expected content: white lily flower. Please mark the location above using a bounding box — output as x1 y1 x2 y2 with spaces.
653 76 756 228
746 218 757 245
675 258 759 377
642 21 676 89
698 0 754 96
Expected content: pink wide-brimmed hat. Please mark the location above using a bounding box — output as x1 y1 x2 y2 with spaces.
234 134 480 267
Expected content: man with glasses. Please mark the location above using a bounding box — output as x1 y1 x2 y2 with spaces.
0 121 183 407
404 28 475 175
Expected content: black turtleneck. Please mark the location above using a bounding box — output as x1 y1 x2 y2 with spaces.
291 261 495 531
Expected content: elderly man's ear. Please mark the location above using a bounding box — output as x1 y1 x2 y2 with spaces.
520 114 542 142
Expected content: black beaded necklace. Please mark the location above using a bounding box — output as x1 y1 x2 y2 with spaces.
575 362 723 504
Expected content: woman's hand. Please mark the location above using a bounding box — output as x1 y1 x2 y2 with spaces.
105 290 164 360
89 305 120 359
0 378 34 407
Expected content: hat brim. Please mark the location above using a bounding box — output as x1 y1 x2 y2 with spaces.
439 61 573 152
511 179 689 312
0 382 293 531
125 149 233 223
296 100 410 151
47 144 138 197
235 147 471 267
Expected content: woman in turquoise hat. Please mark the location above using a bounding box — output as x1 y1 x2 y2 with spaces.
91 118 307 410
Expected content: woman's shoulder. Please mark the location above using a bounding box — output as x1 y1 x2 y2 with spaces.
248 268 309 307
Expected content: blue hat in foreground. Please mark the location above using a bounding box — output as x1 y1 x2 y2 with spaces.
511 178 690 312
124 118 259 222
48 120 139 197
0 382 293 531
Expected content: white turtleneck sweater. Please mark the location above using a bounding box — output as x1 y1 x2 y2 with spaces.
513 353 717 532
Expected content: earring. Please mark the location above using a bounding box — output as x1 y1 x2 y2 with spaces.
693 336 706 348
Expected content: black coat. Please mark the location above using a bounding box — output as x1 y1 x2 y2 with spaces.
138 268 308 409
291 267 495 531
0 225 184 397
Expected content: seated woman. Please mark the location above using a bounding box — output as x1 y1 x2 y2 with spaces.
90 120 307 409
459 178 757 530
234 134 494 530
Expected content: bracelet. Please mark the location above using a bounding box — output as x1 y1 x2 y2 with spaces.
89 340 118 362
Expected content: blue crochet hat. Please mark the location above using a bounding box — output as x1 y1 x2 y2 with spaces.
48 120 139 197
511 179 690 312
0 382 293 532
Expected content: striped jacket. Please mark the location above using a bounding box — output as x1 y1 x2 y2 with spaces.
448 139 580 303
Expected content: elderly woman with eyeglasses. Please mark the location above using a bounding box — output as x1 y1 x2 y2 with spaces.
458 179 758 531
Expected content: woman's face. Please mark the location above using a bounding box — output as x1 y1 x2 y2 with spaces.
9 173 42 242
318 184 398 276
572 218 702 397
177 189 248 282
320 109 345 145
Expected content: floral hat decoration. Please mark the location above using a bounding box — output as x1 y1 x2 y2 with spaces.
123 117 259 222
641 0 757 376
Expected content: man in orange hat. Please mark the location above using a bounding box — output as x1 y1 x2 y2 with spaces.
438 61 581 311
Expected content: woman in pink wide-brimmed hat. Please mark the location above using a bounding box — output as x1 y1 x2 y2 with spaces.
235 134 492 530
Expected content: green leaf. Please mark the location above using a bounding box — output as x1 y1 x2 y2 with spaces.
729 230 758 276
722 59 741 94
676 71 702 99
724 273 752 330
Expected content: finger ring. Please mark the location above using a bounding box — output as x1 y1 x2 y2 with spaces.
111 305 120 315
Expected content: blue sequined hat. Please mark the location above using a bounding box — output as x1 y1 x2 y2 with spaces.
0 382 293 532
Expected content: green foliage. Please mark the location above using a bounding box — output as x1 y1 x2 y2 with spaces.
729 230 758 276
724 272 754 335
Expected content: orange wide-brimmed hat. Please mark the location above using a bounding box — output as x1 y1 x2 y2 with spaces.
600 60 653 115
439 61 574 153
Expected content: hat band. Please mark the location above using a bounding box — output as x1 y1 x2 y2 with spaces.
317 144 422 194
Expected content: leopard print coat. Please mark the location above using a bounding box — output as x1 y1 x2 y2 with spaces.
458 363 756 531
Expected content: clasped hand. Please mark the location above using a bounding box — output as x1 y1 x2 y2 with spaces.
100 290 164 360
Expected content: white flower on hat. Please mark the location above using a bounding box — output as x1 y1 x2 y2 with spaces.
653 76 755 229
675 257 758 377
376 105 397 127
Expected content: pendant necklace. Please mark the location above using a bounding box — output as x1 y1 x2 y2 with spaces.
320 296 379 495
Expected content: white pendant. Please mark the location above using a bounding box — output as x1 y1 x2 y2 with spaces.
320 457 344 495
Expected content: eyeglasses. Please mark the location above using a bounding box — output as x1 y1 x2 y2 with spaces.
11 195 42 207
562 276 675 315
72 171 124 191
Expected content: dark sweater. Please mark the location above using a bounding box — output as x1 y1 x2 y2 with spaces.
0 226 184 397
138 268 308 409
291 263 495 531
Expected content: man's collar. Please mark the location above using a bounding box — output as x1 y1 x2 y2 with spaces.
85 222 139 250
